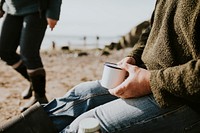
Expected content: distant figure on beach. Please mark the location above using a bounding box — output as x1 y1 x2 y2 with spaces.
0 0 62 112
83 36 87 48
96 36 99 48
52 41 56 50
1 0 200 133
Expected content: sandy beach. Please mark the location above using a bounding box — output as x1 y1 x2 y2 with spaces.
0 47 131 125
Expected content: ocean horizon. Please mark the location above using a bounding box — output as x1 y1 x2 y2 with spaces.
42 34 121 50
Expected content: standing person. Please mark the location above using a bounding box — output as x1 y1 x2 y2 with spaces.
0 0 62 112
1 0 200 132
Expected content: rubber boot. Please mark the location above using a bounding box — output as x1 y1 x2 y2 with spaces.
0 102 57 133
20 68 48 112
15 63 32 99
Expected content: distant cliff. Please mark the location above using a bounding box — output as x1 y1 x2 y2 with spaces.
103 20 150 51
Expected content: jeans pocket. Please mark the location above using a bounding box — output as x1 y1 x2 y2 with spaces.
184 120 200 133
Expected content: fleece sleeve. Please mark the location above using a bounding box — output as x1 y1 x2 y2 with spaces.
150 59 200 107
127 26 151 66
46 0 62 20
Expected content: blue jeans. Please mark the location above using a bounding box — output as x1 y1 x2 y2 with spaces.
44 81 200 133
0 13 47 69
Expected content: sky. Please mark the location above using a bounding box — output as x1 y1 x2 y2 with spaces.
46 0 156 37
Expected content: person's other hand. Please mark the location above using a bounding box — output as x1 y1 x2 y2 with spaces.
47 18 58 31
117 57 136 66
109 62 151 98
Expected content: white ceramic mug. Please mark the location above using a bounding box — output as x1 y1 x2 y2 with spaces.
101 62 126 89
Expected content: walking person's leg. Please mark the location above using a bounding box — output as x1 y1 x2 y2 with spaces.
19 12 48 112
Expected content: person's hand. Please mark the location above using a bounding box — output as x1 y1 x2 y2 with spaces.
109 62 151 98
47 18 58 31
117 57 136 66
116 57 136 78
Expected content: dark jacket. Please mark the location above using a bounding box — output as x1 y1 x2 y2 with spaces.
128 0 200 111
0 0 62 20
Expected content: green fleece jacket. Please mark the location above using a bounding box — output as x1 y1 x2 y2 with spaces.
128 0 200 111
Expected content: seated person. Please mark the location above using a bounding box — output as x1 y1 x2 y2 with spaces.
1 0 200 132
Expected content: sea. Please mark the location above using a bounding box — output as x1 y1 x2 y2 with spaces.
43 34 121 50
0 0 156 50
